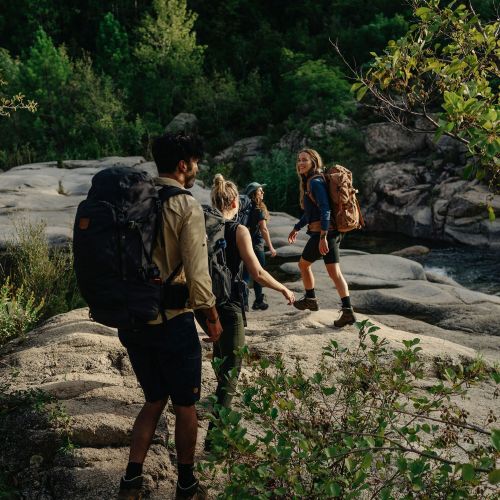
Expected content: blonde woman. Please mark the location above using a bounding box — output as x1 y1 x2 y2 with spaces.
288 148 355 327
201 174 295 448
242 181 277 310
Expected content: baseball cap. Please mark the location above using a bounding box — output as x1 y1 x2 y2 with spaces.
244 182 266 196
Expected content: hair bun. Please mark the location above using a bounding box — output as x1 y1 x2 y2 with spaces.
213 173 225 187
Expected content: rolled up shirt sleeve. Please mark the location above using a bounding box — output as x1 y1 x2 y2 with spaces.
311 178 331 231
179 200 216 310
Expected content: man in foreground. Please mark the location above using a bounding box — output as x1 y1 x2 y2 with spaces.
118 133 222 500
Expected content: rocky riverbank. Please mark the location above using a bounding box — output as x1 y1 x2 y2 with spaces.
0 159 499 498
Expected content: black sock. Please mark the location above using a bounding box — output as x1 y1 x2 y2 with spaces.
305 288 316 299
178 463 196 488
341 296 351 309
125 462 143 480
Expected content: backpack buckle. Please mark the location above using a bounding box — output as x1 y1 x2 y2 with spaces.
215 238 227 250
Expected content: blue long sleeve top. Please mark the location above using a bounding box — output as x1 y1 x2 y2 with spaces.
294 176 332 233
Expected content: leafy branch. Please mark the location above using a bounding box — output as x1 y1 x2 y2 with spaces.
331 0 499 193
0 76 37 117
201 319 500 498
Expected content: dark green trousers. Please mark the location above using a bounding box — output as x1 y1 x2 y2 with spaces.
212 305 245 409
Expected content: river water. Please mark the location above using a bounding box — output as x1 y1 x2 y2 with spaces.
342 232 500 297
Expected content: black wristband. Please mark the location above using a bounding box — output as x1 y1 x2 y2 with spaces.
206 317 219 324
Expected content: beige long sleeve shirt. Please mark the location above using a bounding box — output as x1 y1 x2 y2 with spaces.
149 176 215 323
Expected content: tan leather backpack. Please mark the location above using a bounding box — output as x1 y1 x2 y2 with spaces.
306 165 365 233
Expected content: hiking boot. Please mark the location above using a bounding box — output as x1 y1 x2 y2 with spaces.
293 295 319 311
175 480 208 500
334 307 356 328
118 475 144 500
252 295 269 310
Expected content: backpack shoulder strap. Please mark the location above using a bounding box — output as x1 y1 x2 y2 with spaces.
157 184 193 284
158 184 192 202
305 174 324 206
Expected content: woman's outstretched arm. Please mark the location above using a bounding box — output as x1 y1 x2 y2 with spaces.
236 225 294 304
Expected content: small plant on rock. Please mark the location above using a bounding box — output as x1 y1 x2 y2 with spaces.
202 320 500 498
2 219 83 323
0 277 44 346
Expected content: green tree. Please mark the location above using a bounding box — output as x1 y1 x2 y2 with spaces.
132 0 205 130
0 29 132 168
95 12 131 91
346 0 499 195
282 58 355 127
187 69 271 151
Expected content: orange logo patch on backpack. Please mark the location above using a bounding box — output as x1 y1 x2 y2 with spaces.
78 217 90 230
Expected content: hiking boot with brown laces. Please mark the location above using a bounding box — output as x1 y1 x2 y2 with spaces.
293 295 319 311
334 307 356 328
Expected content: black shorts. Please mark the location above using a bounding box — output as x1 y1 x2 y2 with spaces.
118 312 201 406
302 231 343 264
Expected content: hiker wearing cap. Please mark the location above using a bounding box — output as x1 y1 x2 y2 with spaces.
242 181 277 310
203 174 295 449
287 148 356 328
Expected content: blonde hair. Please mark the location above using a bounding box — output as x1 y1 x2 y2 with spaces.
211 173 239 212
297 148 324 209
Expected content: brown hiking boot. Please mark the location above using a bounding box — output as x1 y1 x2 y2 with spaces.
334 307 356 328
293 295 319 311
118 476 144 500
175 480 208 499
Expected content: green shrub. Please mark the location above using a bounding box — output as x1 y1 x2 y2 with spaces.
0 278 43 346
202 320 500 498
3 219 83 322
282 59 355 127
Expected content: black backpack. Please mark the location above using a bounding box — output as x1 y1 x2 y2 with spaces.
236 194 259 236
201 205 233 306
236 194 253 226
73 166 189 329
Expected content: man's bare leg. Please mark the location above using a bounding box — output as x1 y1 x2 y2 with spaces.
173 404 198 464
128 398 168 464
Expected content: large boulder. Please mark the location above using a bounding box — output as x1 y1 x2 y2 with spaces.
309 119 353 138
164 113 198 134
281 252 500 337
362 161 500 248
276 130 307 152
214 136 266 164
364 123 428 159
0 309 216 499
0 157 148 247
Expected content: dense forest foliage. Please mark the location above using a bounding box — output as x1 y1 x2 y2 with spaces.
0 1 497 179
